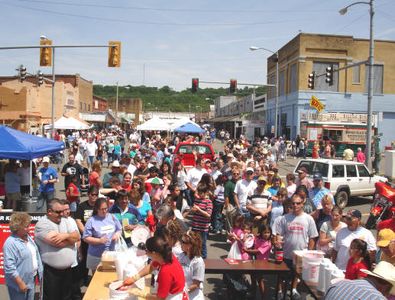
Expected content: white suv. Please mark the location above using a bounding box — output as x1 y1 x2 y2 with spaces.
294 159 387 208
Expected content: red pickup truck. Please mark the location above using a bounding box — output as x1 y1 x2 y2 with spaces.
173 142 215 169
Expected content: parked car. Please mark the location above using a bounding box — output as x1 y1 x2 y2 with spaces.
172 142 215 170
294 158 387 208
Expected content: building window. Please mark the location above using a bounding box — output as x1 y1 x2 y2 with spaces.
88 104 91 111
80 102 82 110
279 71 285 96
364 64 383 94
312 61 339 92
289 63 297 93
352 64 360 84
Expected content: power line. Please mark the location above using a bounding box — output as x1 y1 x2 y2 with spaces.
14 0 332 14
1 2 305 26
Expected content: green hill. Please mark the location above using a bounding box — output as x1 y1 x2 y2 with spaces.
93 85 267 112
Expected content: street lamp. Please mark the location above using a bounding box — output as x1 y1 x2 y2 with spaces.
339 0 374 170
250 46 279 138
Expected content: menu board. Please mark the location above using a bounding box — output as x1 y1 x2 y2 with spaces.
0 212 45 284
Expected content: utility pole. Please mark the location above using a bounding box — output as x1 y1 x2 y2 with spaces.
115 81 119 124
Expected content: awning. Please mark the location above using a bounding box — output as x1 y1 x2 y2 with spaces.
208 115 243 123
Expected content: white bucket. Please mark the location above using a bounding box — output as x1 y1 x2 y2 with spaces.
317 258 334 292
302 251 324 285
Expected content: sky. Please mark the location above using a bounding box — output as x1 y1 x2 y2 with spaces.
0 0 394 91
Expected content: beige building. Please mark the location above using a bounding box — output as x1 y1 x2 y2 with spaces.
107 97 143 125
265 33 395 148
0 74 92 133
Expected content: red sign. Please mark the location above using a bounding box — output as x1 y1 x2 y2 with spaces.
0 212 45 284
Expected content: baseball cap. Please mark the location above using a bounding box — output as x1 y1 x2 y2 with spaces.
246 167 254 173
111 160 120 168
298 167 308 174
346 209 362 219
313 173 323 181
257 176 267 183
377 229 395 247
42 157 50 163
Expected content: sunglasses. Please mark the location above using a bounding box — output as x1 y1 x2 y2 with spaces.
51 209 64 215
90 193 99 196
232 173 240 176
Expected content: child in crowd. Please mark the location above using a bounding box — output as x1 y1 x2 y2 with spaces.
179 230 205 300
345 238 371 280
66 175 80 212
211 175 226 234
270 187 288 228
240 221 255 260
191 184 213 259
228 214 244 243
244 224 273 298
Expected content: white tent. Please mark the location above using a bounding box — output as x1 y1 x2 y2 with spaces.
137 117 192 132
46 116 91 130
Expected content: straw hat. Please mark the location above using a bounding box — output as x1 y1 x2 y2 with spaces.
361 261 395 293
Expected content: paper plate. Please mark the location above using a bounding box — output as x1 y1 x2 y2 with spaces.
131 225 150 247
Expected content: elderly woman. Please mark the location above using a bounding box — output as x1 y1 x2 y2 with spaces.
3 212 43 300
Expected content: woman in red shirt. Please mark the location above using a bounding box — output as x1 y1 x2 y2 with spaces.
89 161 102 188
123 236 187 300
345 238 371 280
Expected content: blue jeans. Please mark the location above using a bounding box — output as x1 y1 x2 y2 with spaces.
196 231 208 259
37 191 55 210
211 201 224 231
7 286 35 300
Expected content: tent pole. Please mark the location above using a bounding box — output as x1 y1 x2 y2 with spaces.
29 160 32 197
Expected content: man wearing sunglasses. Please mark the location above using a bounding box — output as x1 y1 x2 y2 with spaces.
274 194 318 299
34 199 81 300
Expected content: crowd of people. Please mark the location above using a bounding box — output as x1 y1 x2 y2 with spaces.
2 127 395 300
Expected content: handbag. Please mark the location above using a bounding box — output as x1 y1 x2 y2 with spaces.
114 236 128 252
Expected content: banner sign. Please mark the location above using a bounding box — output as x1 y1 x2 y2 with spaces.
309 96 325 112
0 212 45 284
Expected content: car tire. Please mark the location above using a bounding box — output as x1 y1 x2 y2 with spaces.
335 190 349 209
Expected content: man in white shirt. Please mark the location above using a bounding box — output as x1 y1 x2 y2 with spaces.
333 209 377 271
233 167 257 216
85 137 98 170
185 157 207 205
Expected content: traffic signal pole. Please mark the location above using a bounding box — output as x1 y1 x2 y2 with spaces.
1 43 119 138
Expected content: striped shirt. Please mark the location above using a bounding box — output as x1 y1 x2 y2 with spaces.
324 279 387 300
191 196 213 232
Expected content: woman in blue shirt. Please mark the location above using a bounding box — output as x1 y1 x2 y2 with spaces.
3 212 43 300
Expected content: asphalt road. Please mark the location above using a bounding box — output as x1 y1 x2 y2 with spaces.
0 142 377 300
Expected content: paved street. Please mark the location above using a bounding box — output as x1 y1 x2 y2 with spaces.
0 142 378 299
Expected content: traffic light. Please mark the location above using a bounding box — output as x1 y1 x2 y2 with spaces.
230 79 237 94
37 71 44 86
108 41 121 67
40 38 52 67
191 78 199 93
325 65 334 86
308 72 315 89
19 65 27 82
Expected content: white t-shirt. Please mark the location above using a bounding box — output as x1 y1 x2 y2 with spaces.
127 164 137 178
186 167 207 189
334 226 377 271
17 167 31 186
86 142 98 156
234 179 257 209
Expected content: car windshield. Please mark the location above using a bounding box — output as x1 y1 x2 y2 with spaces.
296 161 329 177
178 145 211 155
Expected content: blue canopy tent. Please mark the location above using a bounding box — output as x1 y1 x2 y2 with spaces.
174 122 205 134
0 126 65 160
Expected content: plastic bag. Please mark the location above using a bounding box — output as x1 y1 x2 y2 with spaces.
114 236 128 252
227 241 242 259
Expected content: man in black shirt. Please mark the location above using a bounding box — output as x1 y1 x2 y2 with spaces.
61 153 85 190
74 186 99 285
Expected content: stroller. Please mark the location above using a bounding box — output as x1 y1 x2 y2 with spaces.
80 167 90 195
